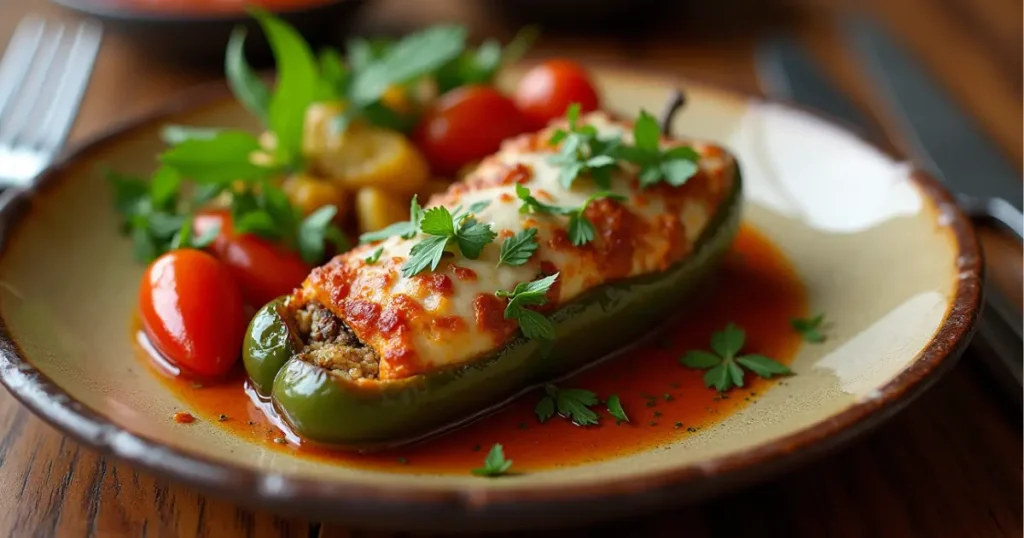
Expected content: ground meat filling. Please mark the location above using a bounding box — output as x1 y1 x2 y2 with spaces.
292 302 381 380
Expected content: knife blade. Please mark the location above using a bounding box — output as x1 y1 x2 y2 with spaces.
754 31 1023 403
842 15 1024 238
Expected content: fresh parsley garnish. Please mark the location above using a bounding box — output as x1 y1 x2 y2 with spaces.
547 103 621 189
365 246 384 264
496 273 559 340
471 443 513 477
606 394 629 424
680 323 792 392
535 384 600 426
225 27 271 122
297 205 349 264
358 195 423 244
497 228 539 267
158 130 275 184
401 205 497 277
515 184 625 246
791 313 827 343
617 110 700 188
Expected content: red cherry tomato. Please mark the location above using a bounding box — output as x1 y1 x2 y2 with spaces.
193 209 311 307
139 249 246 378
413 85 529 175
513 59 600 130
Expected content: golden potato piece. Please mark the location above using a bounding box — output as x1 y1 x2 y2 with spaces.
283 174 350 218
303 102 429 195
356 188 410 234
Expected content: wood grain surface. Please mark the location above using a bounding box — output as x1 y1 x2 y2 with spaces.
0 0 1020 536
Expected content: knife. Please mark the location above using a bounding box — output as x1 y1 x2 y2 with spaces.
842 15 1024 240
754 30 1023 404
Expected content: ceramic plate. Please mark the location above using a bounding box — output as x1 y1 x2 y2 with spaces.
0 67 980 531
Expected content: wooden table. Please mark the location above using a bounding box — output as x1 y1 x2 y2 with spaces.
0 0 1020 536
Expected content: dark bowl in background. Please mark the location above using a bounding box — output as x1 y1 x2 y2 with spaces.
50 0 369 67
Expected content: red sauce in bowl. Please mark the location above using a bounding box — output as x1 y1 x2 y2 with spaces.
137 224 808 475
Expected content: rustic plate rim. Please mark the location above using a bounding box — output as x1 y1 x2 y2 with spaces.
0 66 982 529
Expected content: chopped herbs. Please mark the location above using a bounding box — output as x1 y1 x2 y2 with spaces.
606 394 629 424
496 273 559 340
515 184 625 246
365 246 384 264
547 103 622 189
680 323 792 392
401 205 497 277
617 110 701 188
472 444 513 477
497 228 539 267
662 393 673 401
535 384 600 426
791 313 827 343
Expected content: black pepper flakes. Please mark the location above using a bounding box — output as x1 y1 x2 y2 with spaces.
518 422 528 430
674 422 683 429
653 411 662 418
472 444 481 452
670 382 680 389
397 457 408 464
662 393 674 401
687 427 697 433
645 400 657 408
247 420 256 426
649 421 658 427
218 414 228 422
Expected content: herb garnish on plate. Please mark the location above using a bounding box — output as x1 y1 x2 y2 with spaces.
680 323 792 392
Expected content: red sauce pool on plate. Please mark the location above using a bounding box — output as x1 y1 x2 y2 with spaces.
136 224 807 474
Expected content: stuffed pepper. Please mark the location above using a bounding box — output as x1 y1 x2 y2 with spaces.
244 110 743 447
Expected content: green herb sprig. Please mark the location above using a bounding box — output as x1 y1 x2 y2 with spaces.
617 110 701 188
791 313 827 343
680 324 792 392
472 444 513 477
606 394 629 424
401 206 497 277
547 104 621 189
496 273 559 340
497 228 539 267
534 384 600 426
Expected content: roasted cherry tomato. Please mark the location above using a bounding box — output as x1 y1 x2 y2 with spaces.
513 59 600 130
139 249 247 378
193 209 311 307
413 85 529 176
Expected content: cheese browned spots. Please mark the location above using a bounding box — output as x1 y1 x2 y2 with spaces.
292 112 735 380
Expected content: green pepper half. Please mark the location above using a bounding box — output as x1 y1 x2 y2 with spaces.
243 170 743 447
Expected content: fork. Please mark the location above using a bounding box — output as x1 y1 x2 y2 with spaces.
0 17 102 188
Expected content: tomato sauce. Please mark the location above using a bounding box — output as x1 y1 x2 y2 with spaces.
136 224 806 475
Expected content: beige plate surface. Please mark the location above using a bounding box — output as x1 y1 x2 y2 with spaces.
0 67 981 531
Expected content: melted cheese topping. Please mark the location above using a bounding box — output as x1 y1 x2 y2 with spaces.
293 112 736 380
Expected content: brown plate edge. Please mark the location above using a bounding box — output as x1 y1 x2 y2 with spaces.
0 67 983 532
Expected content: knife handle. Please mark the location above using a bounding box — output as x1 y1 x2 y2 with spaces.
958 195 1024 242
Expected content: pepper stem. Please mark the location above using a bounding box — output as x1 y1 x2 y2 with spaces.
658 90 687 137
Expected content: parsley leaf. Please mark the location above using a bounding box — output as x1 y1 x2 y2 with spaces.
547 103 621 189
791 313 827 343
606 394 629 424
251 7 319 168
402 235 450 277
160 125 222 145
496 273 559 340
680 323 792 392
365 246 384 264
535 384 600 426
472 443 513 477
434 25 538 94
515 183 573 216
224 27 271 122
158 130 271 184
358 195 423 244
402 205 495 277
498 228 539 267
618 110 701 189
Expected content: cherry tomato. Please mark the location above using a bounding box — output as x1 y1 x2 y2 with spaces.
193 209 311 307
139 249 246 378
413 85 529 175
513 59 600 130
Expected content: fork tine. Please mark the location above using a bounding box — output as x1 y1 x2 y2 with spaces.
0 21 66 148
36 21 102 155
0 17 45 122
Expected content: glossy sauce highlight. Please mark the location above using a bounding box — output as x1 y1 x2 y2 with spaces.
137 225 806 475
